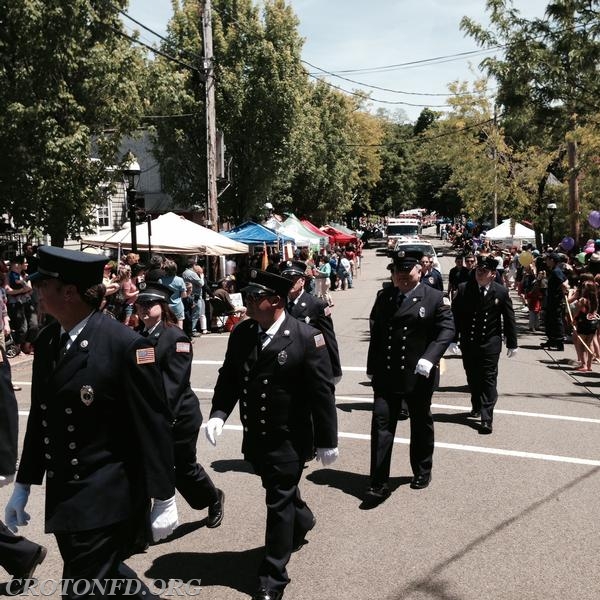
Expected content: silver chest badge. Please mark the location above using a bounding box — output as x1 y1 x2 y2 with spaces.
80 385 94 406
277 350 288 365
419 307 426 318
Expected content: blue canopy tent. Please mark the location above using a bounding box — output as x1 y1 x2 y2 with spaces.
221 221 295 246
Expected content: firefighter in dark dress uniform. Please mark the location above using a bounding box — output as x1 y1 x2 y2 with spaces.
540 252 568 351
366 250 454 502
279 260 343 383
450 255 518 434
4 246 177 599
1 345 47 591
135 282 224 528
205 270 338 600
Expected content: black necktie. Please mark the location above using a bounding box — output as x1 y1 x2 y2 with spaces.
480 286 486 300
397 293 405 307
257 331 268 353
140 330 150 338
287 299 295 313
57 332 70 361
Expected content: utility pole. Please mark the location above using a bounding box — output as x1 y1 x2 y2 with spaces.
567 138 580 243
492 104 498 228
202 0 219 232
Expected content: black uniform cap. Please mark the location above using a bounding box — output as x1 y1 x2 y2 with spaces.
279 260 309 279
136 281 172 303
242 269 293 297
29 246 107 290
387 249 423 272
476 255 499 270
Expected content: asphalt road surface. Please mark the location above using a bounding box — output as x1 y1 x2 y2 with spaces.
2 230 600 599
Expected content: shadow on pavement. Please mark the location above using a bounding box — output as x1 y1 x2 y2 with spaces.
306 468 411 501
336 401 372 413
436 384 469 393
145 548 263 596
433 411 480 431
209 459 254 474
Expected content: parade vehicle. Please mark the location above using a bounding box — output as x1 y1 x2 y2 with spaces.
393 240 443 275
376 217 423 255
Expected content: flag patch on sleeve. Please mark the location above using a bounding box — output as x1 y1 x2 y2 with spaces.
136 347 156 364
314 333 326 348
176 342 191 353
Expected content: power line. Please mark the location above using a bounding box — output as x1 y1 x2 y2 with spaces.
307 74 451 108
326 48 504 76
302 59 493 98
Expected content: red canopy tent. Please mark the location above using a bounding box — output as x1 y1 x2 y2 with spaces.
300 219 331 244
320 225 357 246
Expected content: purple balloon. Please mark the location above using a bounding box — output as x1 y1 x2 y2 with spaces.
588 211 600 229
561 236 575 251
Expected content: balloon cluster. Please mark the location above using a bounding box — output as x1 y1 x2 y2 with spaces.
560 236 575 251
588 211 600 229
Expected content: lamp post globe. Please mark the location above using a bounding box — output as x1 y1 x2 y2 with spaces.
123 153 141 253
547 203 557 249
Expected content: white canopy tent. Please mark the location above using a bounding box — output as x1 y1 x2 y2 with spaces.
482 219 536 246
81 212 249 256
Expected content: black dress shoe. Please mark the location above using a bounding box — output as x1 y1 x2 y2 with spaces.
469 410 481 418
397 409 409 421
9 545 47 593
410 474 431 489
364 483 391 501
252 587 283 600
206 489 224 528
292 515 316 552
479 421 493 434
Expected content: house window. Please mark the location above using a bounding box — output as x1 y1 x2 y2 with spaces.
97 198 111 229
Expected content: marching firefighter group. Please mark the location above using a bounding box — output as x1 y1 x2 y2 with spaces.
0 244 519 600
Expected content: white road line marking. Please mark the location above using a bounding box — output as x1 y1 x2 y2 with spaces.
335 396 600 425
17 384 600 426
198 424 600 467
15 416 598 466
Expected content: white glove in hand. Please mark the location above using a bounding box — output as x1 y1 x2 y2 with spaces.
315 447 339 466
205 417 224 446
5 483 31 532
0 474 14 488
507 348 518 358
414 358 433 377
150 496 179 542
447 343 460 355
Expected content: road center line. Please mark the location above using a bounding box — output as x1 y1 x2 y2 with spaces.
16 411 598 466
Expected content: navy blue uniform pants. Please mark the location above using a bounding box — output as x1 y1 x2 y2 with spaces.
462 348 500 423
0 519 40 577
370 390 434 485
251 460 314 594
55 520 158 600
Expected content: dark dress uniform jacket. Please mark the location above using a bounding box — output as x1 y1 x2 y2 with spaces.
452 280 518 352
288 291 342 380
210 315 338 464
0 347 18 476
143 322 199 421
367 284 455 395
17 311 175 533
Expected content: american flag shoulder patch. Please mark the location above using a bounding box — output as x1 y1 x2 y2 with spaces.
176 342 191 353
314 333 326 348
136 347 156 364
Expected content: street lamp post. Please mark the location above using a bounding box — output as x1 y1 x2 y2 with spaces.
547 203 557 249
123 153 141 253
